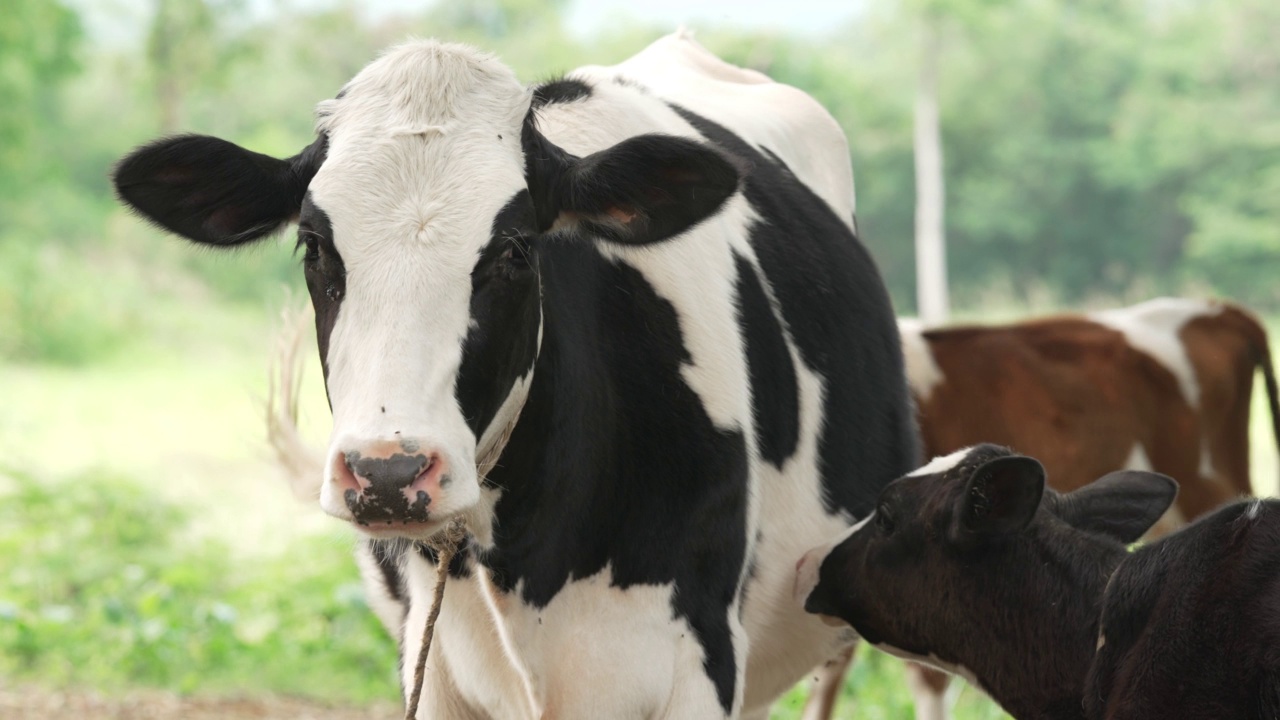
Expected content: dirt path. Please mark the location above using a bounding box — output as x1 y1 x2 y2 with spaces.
0 685 400 720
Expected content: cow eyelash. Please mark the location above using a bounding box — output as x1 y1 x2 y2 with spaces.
500 231 532 265
295 229 323 258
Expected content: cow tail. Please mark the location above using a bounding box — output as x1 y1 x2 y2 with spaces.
266 298 328 503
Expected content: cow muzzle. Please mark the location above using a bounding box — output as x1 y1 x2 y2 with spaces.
323 438 470 537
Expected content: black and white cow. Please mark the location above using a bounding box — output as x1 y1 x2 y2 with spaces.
113 31 918 718
796 444 1280 719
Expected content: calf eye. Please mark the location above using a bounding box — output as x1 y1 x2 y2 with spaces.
875 506 896 535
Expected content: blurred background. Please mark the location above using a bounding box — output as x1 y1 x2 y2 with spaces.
1 0 1276 718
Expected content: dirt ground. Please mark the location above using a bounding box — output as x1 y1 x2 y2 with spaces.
0 685 400 720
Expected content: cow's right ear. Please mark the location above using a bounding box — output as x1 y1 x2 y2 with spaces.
1054 471 1177 544
112 134 326 247
951 455 1045 543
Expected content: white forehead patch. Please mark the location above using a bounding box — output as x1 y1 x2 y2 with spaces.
1088 297 1220 409
907 447 975 478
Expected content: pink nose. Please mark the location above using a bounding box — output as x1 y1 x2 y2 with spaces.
332 440 451 526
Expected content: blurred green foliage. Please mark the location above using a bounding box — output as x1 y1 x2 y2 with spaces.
0 468 398 702
3 0 1279 365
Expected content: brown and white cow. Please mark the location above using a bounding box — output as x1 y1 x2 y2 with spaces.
899 298 1278 525
803 297 1279 720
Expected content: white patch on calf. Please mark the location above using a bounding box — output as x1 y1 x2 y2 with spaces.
908 447 976 478
1088 297 1221 409
898 317 945 402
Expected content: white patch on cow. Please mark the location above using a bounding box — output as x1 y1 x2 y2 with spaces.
873 643 987 697
909 447 975 478
1097 632 1107 651
1088 297 1221 409
1247 499 1264 520
1199 435 1218 483
571 32 857 222
737 363 865 714
309 41 534 526
1124 442 1153 471
898 317 945 402
401 553 535 719
496 566 732 718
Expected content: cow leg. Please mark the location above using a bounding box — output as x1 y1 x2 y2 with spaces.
905 662 951 720
799 643 856 720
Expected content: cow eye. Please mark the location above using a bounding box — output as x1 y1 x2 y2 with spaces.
875 506 896 535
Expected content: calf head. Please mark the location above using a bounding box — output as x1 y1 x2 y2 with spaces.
112 42 741 540
795 444 1176 714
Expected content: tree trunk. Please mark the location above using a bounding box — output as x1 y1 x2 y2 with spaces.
914 16 949 325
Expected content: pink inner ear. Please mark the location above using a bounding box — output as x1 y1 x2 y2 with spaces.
606 206 638 223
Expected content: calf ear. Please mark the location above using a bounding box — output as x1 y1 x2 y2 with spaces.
952 455 1045 542
113 134 325 247
554 134 743 245
1055 471 1177 543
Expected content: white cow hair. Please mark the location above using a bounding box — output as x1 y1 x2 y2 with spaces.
1088 297 1221 410
908 447 975 478
897 317 946 402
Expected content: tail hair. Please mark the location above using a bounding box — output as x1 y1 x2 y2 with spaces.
266 298 326 503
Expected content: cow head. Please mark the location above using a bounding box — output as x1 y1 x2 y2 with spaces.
794 444 1176 696
113 41 741 540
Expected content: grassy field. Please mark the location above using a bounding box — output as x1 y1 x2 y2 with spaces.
1 297 1275 719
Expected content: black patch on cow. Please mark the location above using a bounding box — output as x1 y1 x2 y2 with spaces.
456 190 542 445
531 78 592 109
733 250 799 468
297 194 345 386
479 242 747 712
418 539 473 579
671 103 919 517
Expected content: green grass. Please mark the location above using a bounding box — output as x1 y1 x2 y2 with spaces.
0 468 398 703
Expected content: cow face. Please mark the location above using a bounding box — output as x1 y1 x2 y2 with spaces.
112 42 741 539
795 444 1176 680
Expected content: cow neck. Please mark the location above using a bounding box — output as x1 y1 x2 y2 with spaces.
971 535 1129 720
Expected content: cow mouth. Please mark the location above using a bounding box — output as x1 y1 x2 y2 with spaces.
351 516 447 540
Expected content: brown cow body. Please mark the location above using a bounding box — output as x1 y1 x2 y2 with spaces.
900 297 1277 526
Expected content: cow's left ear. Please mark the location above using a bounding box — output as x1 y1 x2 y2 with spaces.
951 455 1045 543
554 134 743 245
